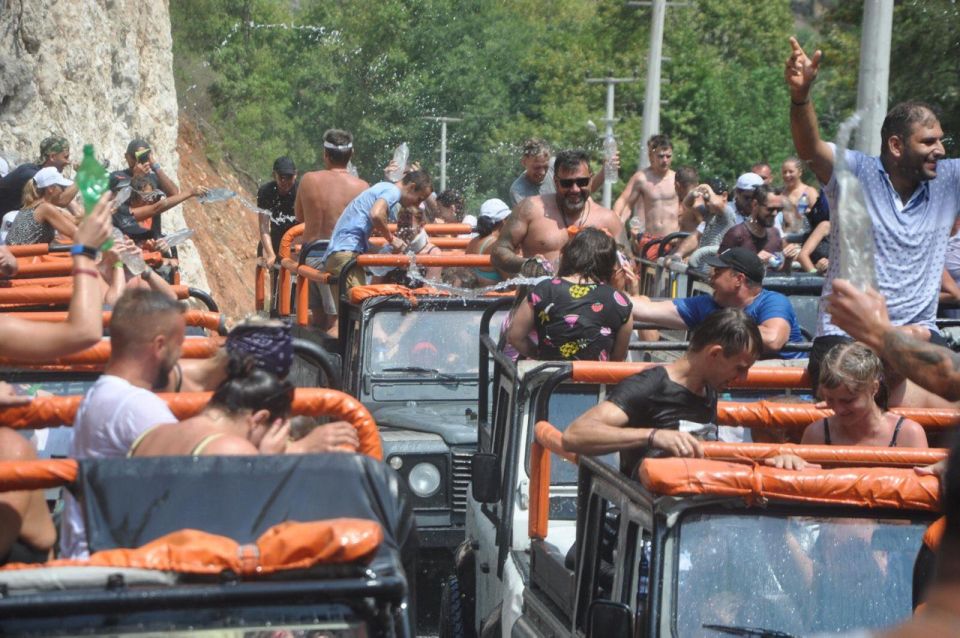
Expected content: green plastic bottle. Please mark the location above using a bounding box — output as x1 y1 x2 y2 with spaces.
75 144 112 248
76 144 109 214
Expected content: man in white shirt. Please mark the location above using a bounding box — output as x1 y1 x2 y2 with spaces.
60 289 186 558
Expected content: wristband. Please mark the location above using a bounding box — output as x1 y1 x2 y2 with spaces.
113 262 125 270
69 244 99 260
72 267 100 279
647 429 658 449
791 98 810 106
151 162 161 172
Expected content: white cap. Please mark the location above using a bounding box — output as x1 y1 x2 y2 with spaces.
0 157 8 178
33 166 72 189
734 172 763 192
479 198 511 222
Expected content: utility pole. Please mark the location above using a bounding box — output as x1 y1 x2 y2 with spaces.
854 0 894 155
421 116 463 191
628 0 689 167
585 75 637 207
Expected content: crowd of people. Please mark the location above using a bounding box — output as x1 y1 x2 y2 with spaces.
0 34 957 634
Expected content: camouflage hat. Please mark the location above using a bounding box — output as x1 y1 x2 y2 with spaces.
38 136 69 160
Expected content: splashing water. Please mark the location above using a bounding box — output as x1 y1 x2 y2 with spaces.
399 253 549 299
834 110 877 292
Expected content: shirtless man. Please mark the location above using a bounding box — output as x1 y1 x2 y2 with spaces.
295 129 369 245
491 149 622 275
613 135 679 259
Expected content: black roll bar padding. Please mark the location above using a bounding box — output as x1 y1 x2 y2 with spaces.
533 365 574 425
291 337 342 390
335 255 359 345
656 232 690 258
48 243 71 253
187 288 219 313
215 313 228 336
298 239 329 267
478 296 516 430
627 340 813 352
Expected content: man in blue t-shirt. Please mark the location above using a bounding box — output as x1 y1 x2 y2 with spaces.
319 170 433 317
631 247 805 359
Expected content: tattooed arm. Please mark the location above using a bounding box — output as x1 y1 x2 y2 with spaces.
490 199 533 274
827 279 960 401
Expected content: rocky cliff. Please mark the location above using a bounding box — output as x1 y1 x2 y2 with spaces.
0 0 208 291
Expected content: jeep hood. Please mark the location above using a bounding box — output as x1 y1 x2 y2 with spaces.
371 403 478 446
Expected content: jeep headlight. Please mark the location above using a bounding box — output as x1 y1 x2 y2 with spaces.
408 462 442 498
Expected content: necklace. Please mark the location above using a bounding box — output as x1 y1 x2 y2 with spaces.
560 199 591 228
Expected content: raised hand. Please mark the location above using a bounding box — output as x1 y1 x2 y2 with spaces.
784 36 822 101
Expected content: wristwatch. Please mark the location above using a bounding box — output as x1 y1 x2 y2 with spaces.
151 162 161 172
69 245 98 260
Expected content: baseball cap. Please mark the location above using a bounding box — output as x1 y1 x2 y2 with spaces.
704 247 764 284
39 136 69 160
33 166 73 190
479 198 511 222
126 138 151 156
273 156 297 176
734 172 764 192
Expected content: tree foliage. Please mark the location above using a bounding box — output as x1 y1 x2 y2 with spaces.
169 0 960 204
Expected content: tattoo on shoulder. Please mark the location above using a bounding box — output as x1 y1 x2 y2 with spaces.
884 330 960 371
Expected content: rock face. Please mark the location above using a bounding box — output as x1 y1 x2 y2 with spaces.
0 0 208 290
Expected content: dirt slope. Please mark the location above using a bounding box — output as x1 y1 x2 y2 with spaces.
176 117 259 319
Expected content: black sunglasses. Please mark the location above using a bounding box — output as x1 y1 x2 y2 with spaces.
557 177 590 188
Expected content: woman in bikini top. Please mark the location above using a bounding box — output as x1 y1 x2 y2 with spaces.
766 342 927 471
129 360 294 458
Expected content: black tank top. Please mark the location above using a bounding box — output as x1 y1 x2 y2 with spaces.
823 416 905 447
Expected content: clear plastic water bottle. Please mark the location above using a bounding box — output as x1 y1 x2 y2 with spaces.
161 228 195 248
387 143 409 182
347 161 359 177
797 192 809 217
111 228 147 275
768 252 784 270
603 134 618 184
197 188 237 204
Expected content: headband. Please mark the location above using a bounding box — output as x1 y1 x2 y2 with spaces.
323 141 353 151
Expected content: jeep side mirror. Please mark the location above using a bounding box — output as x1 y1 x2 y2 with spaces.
471 453 499 503
587 600 632 638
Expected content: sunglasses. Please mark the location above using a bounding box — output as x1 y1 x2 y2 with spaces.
557 177 590 188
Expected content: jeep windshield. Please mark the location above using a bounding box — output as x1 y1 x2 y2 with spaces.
367 308 503 377
673 512 927 636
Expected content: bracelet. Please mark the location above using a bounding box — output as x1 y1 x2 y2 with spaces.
647 429 658 449
791 98 810 106
69 244 99 260
72 267 100 279
113 262 125 269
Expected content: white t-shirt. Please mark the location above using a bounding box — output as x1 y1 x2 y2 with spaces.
60 375 176 559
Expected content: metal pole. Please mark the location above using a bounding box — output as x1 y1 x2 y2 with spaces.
586 76 637 208
854 0 894 155
640 0 666 168
440 120 448 192
421 116 463 192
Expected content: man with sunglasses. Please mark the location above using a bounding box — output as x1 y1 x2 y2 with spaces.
258 156 299 275
718 184 790 272
109 138 181 241
491 149 622 276
786 36 960 393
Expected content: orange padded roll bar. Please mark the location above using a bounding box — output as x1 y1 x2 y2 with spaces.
356 253 490 268
569 361 810 388
0 458 78 491
699 441 947 467
385 223 473 236
0 276 72 288
0 285 190 306
716 400 960 430
4 310 226 334
0 336 221 368
255 263 266 311
9 261 73 278
639 456 940 511
276 224 304 316
7 244 54 258
370 236 470 250
529 421 579 540
0 388 381 460
2 519 382 574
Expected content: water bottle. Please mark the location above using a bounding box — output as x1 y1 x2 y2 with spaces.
111 228 147 275
768 252 784 270
197 188 237 204
161 228 195 248
347 161 359 177
797 192 809 218
603 134 618 184
387 143 409 182
76 144 109 214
